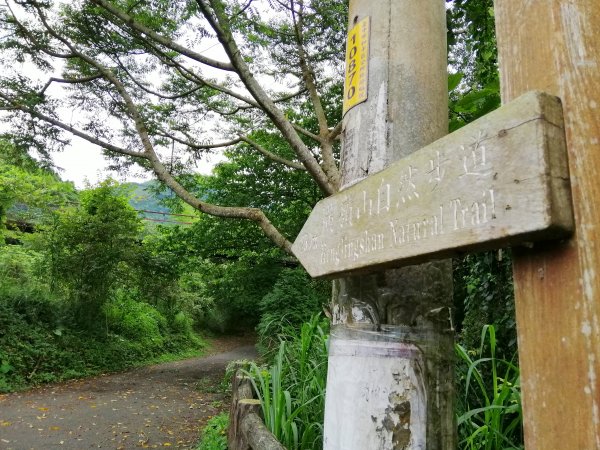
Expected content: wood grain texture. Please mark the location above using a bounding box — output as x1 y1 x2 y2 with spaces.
293 91 573 278
495 1 600 448
241 411 286 450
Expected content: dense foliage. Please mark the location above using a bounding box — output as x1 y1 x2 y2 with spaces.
0 178 205 392
46 181 143 327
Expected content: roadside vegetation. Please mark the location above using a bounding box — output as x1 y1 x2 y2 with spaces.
0 173 207 391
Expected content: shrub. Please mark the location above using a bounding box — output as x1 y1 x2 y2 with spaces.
103 294 168 349
44 181 142 329
246 315 329 450
257 268 330 354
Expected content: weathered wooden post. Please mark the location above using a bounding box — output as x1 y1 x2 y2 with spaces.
495 1 600 448
310 1 456 448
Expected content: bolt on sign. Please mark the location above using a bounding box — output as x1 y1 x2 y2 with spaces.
342 17 370 115
293 91 574 278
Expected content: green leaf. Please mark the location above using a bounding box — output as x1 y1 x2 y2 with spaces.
448 72 464 92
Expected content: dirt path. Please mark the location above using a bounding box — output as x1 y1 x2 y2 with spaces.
0 335 257 450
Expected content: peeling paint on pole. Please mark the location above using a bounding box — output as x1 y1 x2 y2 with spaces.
324 326 427 450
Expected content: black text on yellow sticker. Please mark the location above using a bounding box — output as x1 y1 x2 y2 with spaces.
343 17 370 115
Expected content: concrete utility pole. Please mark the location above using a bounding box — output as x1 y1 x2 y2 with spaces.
322 1 455 448
495 1 600 448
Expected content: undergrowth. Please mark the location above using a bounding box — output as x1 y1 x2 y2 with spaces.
246 314 328 450
196 412 229 450
456 325 523 450
0 289 207 392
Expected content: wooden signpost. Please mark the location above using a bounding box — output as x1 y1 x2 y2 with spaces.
311 0 597 448
293 91 574 278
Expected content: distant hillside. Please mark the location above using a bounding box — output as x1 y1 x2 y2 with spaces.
124 180 172 215
124 180 197 226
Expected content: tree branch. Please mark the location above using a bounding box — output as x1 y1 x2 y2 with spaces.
290 122 323 143
0 91 146 158
89 0 235 71
39 74 102 95
290 0 328 136
4 2 75 59
156 130 306 171
111 58 202 100
196 0 335 195
328 120 343 140
94 19 256 107
241 136 306 170
29 3 294 254
156 130 242 150
290 0 340 188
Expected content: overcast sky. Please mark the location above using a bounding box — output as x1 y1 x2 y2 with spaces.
52 137 224 189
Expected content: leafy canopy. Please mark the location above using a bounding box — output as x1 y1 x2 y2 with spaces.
0 0 347 252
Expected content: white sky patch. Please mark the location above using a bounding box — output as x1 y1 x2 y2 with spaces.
52 136 226 189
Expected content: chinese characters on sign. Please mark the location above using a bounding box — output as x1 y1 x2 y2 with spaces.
293 92 573 278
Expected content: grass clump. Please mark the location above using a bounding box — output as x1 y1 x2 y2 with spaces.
196 412 229 450
246 314 328 450
456 325 523 450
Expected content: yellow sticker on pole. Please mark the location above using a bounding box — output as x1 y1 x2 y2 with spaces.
343 17 370 116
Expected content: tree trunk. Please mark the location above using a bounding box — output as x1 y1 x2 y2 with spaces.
323 1 455 449
495 1 600 448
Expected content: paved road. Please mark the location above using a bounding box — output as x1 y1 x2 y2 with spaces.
0 337 257 449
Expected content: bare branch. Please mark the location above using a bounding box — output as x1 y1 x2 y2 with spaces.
156 130 306 171
291 122 323 143
89 0 235 71
329 121 343 140
241 136 306 170
196 0 335 195
156 130 242 150
39 74 102 95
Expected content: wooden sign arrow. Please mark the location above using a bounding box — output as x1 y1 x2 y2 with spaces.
292 91 574 278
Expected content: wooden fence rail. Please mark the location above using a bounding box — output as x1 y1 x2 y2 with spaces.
228 371 286 450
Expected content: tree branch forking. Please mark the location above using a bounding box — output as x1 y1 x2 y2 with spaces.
0 91 146 158
39 74 102 96
89 0 236 71
21 1 296 254
0 0 349 255
196 0 336 195
241 136 306 171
